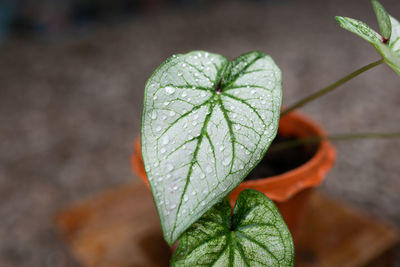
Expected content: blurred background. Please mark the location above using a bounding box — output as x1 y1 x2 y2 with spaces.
1 0 400 266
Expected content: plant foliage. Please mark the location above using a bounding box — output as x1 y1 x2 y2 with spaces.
171 189 294 267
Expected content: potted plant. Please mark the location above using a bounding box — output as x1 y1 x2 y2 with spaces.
132 1 400 265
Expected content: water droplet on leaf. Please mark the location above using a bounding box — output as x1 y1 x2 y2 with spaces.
165 86 175 95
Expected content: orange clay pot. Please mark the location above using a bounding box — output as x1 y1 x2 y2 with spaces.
131 111 336 241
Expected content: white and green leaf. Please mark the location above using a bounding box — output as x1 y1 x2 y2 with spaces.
141 51 282 245
372 0 391 40
335 1 400 75
171 189 294 267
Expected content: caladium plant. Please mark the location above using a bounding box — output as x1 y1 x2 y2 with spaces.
139 1 399 266
336 0 400 75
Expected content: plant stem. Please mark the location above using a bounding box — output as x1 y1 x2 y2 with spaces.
268 132 400 153
281 59 384 117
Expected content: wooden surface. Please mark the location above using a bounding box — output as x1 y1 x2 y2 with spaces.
56 183 399 267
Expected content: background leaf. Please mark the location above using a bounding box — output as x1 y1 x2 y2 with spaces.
336 12 400 75
141 51 282 244
335 16 382 44
171 189 294 267
372 0 392 40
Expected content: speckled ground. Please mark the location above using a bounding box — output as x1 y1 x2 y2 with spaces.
1 0 400 266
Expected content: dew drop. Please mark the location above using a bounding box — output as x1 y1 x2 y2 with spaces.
192 121 197 126
154 162 159 167
200 173 206 179
165 86 175 95
232 113 237 119
162 135 169 145
200 91 206 97
157 177 163 182
234 125 241 130
269 124 274 130
171 204 177 209
182 92 187 98
163 101 169 106
156 126 162 132
201 201 206 206
151 110 157 119
219 146 224 152
161 115 167 120
251 90 256 94
169 110 175 116
184 195 189 202
191 191 197 196
182 63 187 67
222 157 231 166
178 72 183 77
153 95 158 100
173 185 178 191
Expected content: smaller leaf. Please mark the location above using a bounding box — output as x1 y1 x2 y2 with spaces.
171 189 294 267
335 5 400 76
389 15 400 53
372 0 392 40
335 16 382 45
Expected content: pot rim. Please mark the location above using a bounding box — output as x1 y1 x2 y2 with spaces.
231 111 336 202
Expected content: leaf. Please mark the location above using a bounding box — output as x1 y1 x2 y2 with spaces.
372 0 391 40
171 189 294 267
335 7 400 75
141 51 282 244
335 16 382 44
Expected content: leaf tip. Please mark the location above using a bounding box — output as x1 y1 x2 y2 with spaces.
334 16 346 27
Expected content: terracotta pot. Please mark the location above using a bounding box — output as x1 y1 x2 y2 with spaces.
131 111 336 241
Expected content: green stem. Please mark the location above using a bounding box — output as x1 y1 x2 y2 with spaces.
269 132 400 153
281 59 384 117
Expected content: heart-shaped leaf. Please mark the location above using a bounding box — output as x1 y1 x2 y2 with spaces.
335 1 400 75
141 51 282 244
171 189 294 267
